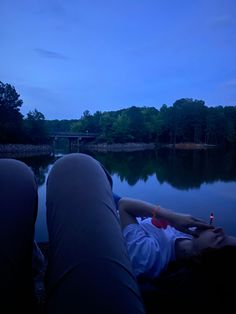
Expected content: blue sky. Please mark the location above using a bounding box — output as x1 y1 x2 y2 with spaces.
1 0 236 119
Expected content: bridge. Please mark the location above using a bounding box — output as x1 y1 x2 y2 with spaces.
50 132 98 149
50 131 98 139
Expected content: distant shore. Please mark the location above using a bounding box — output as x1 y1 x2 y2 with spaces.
81 142 155 152
81 142 217 152
0 142 217 157
163 143 217 150
0 144 53 157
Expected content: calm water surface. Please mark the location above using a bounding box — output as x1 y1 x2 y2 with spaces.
7 147 236 242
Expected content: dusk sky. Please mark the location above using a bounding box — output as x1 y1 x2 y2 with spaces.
1 0 236 120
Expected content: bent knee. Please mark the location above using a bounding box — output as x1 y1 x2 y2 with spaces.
52 153 97 170
0 159 36 185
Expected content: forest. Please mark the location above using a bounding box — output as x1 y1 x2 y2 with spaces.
1 81 236 146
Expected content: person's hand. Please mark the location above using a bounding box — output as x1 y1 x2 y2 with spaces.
166 212 213 236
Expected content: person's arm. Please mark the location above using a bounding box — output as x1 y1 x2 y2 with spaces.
118 197 213 236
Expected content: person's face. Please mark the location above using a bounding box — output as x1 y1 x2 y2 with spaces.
192 227 228 254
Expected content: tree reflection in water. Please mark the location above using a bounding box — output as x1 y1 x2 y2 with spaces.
87 148 236 190
8 147 235 241
5 147 236 190
18 155 56 186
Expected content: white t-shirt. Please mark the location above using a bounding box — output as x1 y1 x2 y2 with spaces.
123 218 191 278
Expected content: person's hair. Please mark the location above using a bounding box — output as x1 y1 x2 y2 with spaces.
139 245 236 313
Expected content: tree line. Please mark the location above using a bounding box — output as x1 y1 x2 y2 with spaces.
44 100 236 146
1 80 236 146
0 81 48 144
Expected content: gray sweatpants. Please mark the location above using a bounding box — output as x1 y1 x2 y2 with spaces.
1 153 145 313
0 158 38 313
45 153 145 313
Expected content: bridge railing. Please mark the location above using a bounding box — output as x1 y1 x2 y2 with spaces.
49 132 99 138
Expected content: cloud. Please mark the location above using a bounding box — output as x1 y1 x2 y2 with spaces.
208 15 235 28
224 79 236 87
18 84 60 117
34 48 68 60
19 84 57 103
35 0 66 19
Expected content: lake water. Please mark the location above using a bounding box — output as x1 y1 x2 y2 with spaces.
7 147 236 242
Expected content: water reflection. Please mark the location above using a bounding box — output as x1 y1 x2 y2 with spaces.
155 148 236 190
89 150 158 186
3 147 236 190
87 148 236 190
2 147 235 241
17 155 56 186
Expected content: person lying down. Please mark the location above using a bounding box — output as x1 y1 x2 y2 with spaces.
117 196 236 311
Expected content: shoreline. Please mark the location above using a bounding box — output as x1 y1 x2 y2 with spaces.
0 142 218 157
81 142 155 152
0 144 53 157
81 142 217 152
163 143 217 150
